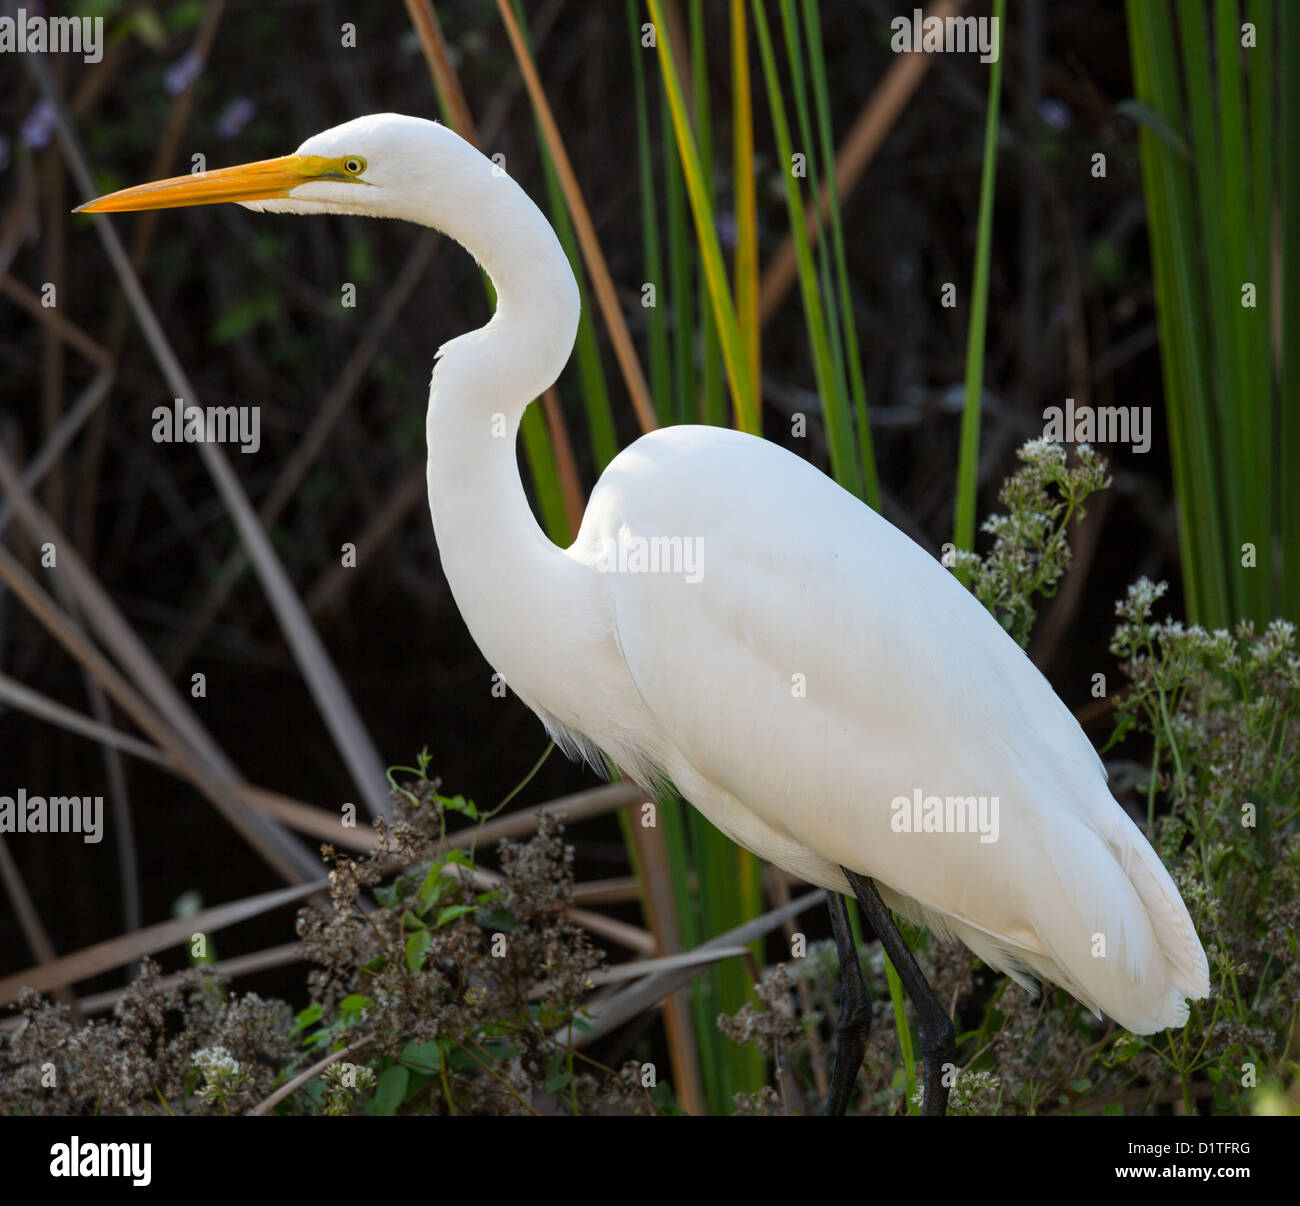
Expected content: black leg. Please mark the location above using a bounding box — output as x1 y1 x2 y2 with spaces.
824 888 872 1116
842 868 956 1117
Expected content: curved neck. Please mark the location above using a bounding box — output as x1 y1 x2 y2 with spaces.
421 156 584 707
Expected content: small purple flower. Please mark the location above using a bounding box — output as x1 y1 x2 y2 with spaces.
1038 98 1071 133
165 51 203 96
216 97 257 141
21 102 56 149
717 212 738 250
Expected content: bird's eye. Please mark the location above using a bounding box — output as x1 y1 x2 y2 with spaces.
342 157 366 176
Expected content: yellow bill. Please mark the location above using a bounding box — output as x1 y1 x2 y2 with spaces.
75 154 343 213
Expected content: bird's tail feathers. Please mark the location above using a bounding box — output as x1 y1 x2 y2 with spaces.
883 807 1209 1035
1027 816 1208 1033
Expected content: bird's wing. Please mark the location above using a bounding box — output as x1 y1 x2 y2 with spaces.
574 425 1207 1031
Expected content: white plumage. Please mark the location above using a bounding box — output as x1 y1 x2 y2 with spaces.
563 425 1208 1032
80 113 1210 1038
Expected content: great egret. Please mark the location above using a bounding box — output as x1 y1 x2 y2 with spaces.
79 113 1210 1116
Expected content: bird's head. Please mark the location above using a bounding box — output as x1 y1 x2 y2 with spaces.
76 111 580 381
76 114 488 226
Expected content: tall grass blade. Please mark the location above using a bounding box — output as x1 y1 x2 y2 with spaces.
1125 0 1293 626
802 0 879 509
692 0 727 426
731 0 761 407
1282 0 1300 618
1213 0 1268 624
881 950 919 1114
1246 0 1275 614
662 78 697 426
751 0 860 494
648 0 759 432
1127 0 1225 624
778 0 857 498
629 0 674 421
952 0 1006 571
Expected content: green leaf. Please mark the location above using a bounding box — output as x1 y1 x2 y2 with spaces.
543 1053 572 1094
405 930 432 974
402 1073 430 1104
448 1043 493 1073
649 1080 684 1113
372 1066 409 1116
475 906 517 933
400 1040 444 1073
415 864 453 914
439 794 480 820
1099 710 1139 755
435 903 479 928
291 1002 323 1035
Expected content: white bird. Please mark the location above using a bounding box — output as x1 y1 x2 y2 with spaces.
79 113 1210 1115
